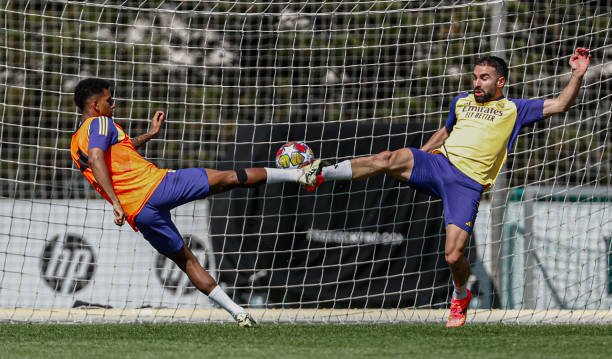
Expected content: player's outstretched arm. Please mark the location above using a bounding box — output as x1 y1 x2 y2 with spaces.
543 48 591 117
89 147 126 226
132 111 165 149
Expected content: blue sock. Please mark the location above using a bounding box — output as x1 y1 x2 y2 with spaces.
453 284 467 300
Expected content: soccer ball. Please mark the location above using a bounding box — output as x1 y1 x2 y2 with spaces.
275 141 315 169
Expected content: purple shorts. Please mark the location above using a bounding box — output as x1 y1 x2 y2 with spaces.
406 148 483 234
135 168 210 254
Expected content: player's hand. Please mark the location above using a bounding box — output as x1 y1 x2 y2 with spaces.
112 202 126 226
569 48 591 75
149 111 166 137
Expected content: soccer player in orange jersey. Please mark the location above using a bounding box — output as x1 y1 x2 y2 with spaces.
71 78 321 327
303 48 591 327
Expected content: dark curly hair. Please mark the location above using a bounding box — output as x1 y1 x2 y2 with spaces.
74 78 112 111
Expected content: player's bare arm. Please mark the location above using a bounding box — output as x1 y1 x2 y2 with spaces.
89 147 126 226
420 127 451 153
543 48 591 117
132 111 166 149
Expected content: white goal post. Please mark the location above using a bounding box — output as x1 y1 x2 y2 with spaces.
0 0 610 324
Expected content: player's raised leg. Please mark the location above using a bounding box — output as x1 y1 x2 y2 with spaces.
205 166 321 194
301 148 415 190
349 148 414 180
445 224 472 328
206 168 267 194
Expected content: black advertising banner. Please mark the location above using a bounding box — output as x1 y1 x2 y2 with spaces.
210 121 452 308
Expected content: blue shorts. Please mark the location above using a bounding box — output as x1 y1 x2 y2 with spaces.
406 149 483 234
134 168 210 255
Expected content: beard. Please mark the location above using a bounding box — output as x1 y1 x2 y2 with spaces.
473 88 494 103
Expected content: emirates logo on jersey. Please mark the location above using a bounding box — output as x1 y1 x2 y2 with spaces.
461 103 504 122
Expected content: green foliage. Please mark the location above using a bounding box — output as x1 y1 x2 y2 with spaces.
0 1 609 197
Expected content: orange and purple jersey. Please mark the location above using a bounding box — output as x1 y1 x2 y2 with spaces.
70 116 168 231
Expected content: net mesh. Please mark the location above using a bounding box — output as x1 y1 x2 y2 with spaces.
0 0 610 323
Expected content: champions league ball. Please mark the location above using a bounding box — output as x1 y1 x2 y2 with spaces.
275 141 315 169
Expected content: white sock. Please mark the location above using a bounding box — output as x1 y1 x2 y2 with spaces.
264 167 301 184
453 284 467 300
207 285 246 317
321 160 353 180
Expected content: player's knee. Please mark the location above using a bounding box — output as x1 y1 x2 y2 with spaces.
372 151 393 170
375 149 412 174
207 170 239 194
445 250 464 266
219 170 238 186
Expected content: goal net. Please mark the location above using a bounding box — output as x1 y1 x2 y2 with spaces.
0 0 610 324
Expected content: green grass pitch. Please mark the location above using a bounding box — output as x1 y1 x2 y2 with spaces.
1 323 611 358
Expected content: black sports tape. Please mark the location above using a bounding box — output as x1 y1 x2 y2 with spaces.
236 168 248 184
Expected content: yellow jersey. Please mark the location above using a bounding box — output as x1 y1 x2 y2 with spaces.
435 93 545 188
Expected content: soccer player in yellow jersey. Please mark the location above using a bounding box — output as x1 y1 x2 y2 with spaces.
71 78 320 327
304 48 591 327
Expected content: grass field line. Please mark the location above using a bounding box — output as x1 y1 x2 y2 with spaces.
1 308 612 324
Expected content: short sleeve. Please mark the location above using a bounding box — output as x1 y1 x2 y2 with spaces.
88 116 119 152
512 99 545 128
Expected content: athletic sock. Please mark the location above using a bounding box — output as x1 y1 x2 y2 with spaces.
207 285 246 317
453 284 468 300
264 167 301 184
321 160 353 180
